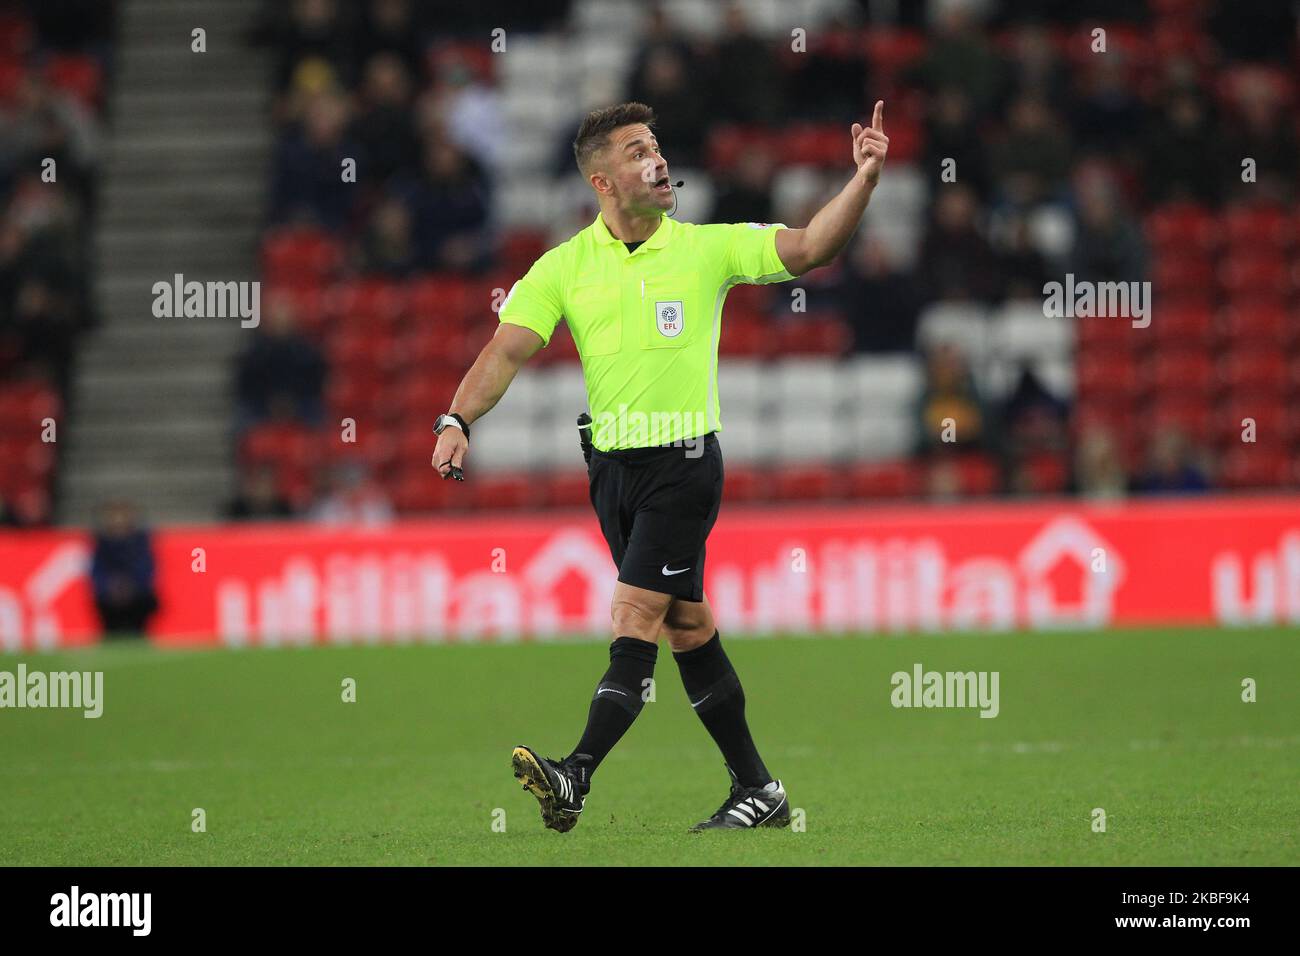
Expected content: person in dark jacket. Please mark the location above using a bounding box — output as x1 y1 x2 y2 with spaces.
90 501 158 637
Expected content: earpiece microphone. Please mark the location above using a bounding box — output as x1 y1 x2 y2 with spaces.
671 180 684 187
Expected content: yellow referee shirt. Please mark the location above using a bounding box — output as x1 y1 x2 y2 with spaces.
498 213 793 451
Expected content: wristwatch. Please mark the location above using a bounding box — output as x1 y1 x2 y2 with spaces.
434 413 470 440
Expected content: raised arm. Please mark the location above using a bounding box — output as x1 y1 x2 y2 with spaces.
775 100 889 277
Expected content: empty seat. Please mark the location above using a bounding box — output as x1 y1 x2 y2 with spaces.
845 354 924 409
916 303 991 366
991 304 1074 362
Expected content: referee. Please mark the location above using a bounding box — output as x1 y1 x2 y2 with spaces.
432 101 888 831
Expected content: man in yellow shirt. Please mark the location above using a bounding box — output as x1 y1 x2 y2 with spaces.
432 100 888 832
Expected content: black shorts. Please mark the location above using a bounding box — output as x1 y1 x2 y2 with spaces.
588 432 723 602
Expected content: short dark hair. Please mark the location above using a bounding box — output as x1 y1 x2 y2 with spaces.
572 102 656 175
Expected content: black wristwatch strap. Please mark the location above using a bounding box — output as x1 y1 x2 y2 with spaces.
436 413 471 440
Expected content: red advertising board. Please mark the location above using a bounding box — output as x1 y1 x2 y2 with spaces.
2 496 1298 650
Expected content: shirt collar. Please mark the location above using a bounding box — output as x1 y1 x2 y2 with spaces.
593 212 673 251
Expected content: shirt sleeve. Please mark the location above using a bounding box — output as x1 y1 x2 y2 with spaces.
723 222 795 285
498 248 563 347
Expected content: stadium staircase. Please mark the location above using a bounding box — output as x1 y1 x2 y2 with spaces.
59 0 270 524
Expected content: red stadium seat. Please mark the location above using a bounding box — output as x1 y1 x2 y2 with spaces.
468 473 539 510
1075 348 1139 402
1145 203 1218 257
542 470 591 508
262 229 344 285
0 58 25 103
718 317 772 358
1152 302 1214 349
1147 395 1214 445
1214 397 1286 447
1218 252 1294 300
499 230 549 275
1221 203 1295 253
845 460 922 499
1146 349 1214 396
406 275 474 326
264 284 336 339
773 463 841 501
1217 447 1294 490
1218 304 1291 348
1018 452 1070 495
705 125 775 173
863 29 927 79
43 54 102 109
392 471 453 513
1218 348 1289 396
0 380 61 432
1076 314 1140 354
722 466 769 504
333 279 407 325
777 123 846 167
774 315 851 356
955 453 1001 496
1152 253 1214 298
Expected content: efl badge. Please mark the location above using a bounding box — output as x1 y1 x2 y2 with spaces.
656 300 684 337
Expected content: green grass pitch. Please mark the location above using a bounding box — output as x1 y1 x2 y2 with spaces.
1 626 1296 866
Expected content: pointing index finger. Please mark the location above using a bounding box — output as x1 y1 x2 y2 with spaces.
872 100 884 132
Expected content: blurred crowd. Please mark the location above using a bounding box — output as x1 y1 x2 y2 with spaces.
240 0 1300 513
0 0 113 526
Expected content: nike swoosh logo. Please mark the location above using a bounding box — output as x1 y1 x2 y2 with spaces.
690 693 712 709
597 688 628 697
661 565 691 576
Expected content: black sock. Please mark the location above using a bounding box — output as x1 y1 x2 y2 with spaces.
569 636 658 773
673 631 771 788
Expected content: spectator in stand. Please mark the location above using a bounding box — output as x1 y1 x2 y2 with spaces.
227 466 294 520
709 144 775 225
917 184 1001 303
1072 424 1128 500
1071 52 1144 160
1070 163 1146 283
1221 70 1298 205
269 90 360 229
628 4 695 87
267 0 356 92
627 45 709 168
915 342 991 454
234 299 326 430
352 52 420 186
358 195 420 277
421 52 504 174
404 137 491 272
0 75 101 205
10 278 77 396
838 236 921 353
90 501 158 637
1142 87 1221 205
353 0 424 84
910 3 1007 116
995 214 1050 300
1131 429 1209 495
1000 365 1068 489
310 462 394 526
710 2 785 125
990 94 1072 208
924 86 989 194
1004 21 1069 109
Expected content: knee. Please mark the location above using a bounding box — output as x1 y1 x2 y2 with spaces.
661 619 714 654
611 597 666 641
